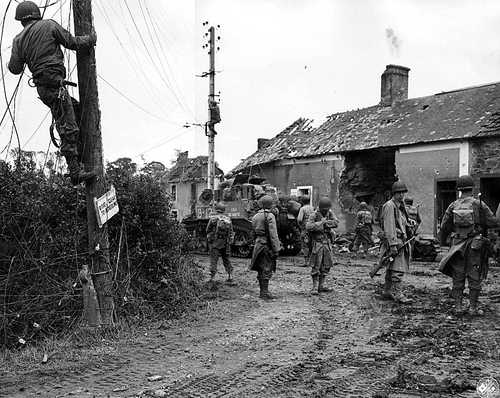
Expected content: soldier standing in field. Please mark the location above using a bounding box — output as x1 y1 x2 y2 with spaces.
297 195 314 266
379 181 413 304
250 195 282 300
206 203 234 285
351 201 374 258
306 197 338 295
439 175 498 315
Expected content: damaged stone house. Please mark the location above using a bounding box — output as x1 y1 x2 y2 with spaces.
165 151 224 221
232 65 500 235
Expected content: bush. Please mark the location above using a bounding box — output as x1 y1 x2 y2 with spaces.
0 154 202 348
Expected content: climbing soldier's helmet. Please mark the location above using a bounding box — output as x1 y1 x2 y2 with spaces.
391 180 408 194
457 175 474 191
258 195 274 210
15 1 41 21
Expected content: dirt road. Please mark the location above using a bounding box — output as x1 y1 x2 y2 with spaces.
2 255 500 397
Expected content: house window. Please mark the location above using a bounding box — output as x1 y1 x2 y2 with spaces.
297 186 313 205
171 185 177 201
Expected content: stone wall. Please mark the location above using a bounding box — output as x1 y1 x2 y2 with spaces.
470 137 500 177
339 149 397 228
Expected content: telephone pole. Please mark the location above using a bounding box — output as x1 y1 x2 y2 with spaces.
73 0 115 326
203 23 221 196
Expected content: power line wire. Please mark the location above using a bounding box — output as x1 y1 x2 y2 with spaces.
122 0 190 120
97 73 183 126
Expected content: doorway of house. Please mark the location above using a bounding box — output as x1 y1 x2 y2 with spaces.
436 180 457 236
480 176 500 215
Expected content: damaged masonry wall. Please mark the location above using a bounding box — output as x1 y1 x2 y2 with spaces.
339 149 397 230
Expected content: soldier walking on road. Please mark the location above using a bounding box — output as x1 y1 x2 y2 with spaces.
8 1 97 185
379 181 413 304
297 195 314 267
351 201 374 258
306 197 339 295
250 195 282 300
439 175 498 315
206 203 234 285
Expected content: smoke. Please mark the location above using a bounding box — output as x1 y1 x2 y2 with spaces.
385 28 401 57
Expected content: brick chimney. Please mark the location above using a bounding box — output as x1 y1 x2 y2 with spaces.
380 64 410 106
257 138 270 150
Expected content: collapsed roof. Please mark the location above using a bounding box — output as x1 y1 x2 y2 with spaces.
233 82 500 173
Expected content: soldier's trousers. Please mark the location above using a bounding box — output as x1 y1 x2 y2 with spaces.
450 255 481 296
209 246 232 276
37 85 81 160
384 269 404 293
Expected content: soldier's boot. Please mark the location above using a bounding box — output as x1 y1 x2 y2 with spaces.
310 275 319 296
381 279 394 300
318 275 332 293
260 279 276 300
469 289 484 316
226 272 234 284
452 290 465 314
258 279 265 298
66 156 96 186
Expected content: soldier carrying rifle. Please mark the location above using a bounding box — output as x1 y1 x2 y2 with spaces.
439 175 499 316
306 197 339 295
376 181 414 304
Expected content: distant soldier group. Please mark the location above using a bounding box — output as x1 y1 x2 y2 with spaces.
205 174 499 316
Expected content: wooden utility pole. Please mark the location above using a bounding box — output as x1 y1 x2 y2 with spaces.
207 26 215 193
73 0 115 326
205 24 220 196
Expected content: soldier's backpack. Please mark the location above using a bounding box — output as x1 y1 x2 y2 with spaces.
215 216 231 240
452 199 475 228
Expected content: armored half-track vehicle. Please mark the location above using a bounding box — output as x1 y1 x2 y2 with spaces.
182 174 301 257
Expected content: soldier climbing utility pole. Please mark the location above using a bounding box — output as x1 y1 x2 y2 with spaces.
73 0 115 326
203 23 221 197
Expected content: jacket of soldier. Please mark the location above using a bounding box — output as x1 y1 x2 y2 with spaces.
297 204 314 229
8 19 94 81
251 209 281 254
306 209 339 243
439 196 498 277
206 214 233 250
380 198 410 273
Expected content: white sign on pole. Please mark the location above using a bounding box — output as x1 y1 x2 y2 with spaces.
94 185 119 228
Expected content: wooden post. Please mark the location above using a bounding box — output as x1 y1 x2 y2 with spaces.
73 0 115 326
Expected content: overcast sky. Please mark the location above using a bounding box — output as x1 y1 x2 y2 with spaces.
1 0 500 173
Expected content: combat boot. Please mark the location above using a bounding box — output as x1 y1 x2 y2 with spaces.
260 279 276 300
452 290 465 315
381 279 394 300
318 275 332 293
469 289 484 316
310 275 319 296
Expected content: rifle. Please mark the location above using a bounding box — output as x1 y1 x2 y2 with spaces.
369 235 417 278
